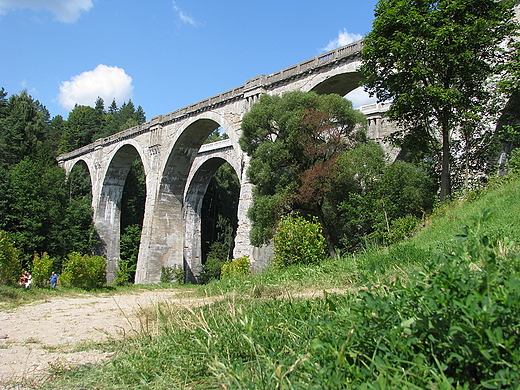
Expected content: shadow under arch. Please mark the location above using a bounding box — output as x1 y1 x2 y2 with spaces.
94 143 146 283
184 156 240 283
308 71 366 97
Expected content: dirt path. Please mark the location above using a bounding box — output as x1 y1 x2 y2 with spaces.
0 289 216 388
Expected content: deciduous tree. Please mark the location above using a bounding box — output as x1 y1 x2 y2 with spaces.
360 0 518 200
240 91 365 255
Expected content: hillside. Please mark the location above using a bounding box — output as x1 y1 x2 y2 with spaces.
27 175 520 389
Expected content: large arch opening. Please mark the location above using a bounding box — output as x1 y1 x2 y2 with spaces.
64 160 98 267
200 161 240 283
95 144 146 283
119 158 146 284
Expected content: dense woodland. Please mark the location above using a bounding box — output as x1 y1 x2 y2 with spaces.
2 0 520 287
0 89 147 273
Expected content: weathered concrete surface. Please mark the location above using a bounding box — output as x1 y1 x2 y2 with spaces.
57 40 392 284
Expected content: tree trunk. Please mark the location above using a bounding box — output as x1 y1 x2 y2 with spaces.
314 204 336 259
440 120 451 202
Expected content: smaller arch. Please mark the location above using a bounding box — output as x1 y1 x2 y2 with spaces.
184 154 241 283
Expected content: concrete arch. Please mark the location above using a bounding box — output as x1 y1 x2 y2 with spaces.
94 143 146 282
183 155 240 282
101 139 151 179
179 111 240 154
136 116 232 283
303 61 365 96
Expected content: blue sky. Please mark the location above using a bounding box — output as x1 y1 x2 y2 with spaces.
0 0 379 121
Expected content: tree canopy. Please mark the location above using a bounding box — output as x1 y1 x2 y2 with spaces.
360 0 519 200
240 91 366 253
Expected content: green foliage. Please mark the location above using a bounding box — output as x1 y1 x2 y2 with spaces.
508 148 520 173
200 241 228 283
60 252 106 289
58 105 102 154
113 261 133 286
328 142 387 249
118 224 142 285
272 215 327 268
160 265 184 284
58 99 146 154
0 231 21 286
378 160 436 220
221 256 251 279
328 143 435 251
201 163 239 267
0 90 51 167
31 252 54 288
240 91 365 249
361 0 518 200
385 214 421 244
4 157 94 263
120 159 146 231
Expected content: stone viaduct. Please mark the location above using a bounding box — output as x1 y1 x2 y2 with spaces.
57 39 389 284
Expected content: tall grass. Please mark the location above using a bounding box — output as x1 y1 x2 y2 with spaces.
45 175 520 389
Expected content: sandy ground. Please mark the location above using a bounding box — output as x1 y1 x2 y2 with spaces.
0 289 215 389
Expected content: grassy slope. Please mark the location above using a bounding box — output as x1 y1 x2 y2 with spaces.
45 175 520 389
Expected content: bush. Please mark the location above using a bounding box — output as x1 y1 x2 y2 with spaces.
200 241 229 283
113 260 134 286
221 256 251 279
272 215 327 268
509 148 520 174
385 214 421 244
161 265 184 284
378 160 436 220
60 252 106 289
31 252 54 288
0 231 21 286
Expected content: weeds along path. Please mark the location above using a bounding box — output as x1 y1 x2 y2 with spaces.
0 289 219 387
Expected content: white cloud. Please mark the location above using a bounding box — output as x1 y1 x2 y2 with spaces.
58 65 134 111
345 87 377 108
172 1 198 26
322 29 363 52
0 0 93 23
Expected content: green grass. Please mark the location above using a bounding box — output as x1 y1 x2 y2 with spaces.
38 175 520 389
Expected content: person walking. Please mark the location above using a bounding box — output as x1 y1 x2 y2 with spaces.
50 272 58 288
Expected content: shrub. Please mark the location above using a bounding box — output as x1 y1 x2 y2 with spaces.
0 231 22 286
221 256 251 279
31 252 54 288
200 241 229 283
113 260 134 286
272 215 327 268
60 252 106 289
385 214 421 244
161 265 184 284
509 148 520 173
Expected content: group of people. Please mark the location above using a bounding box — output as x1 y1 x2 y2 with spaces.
18 271 59 288
18 271 32 288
